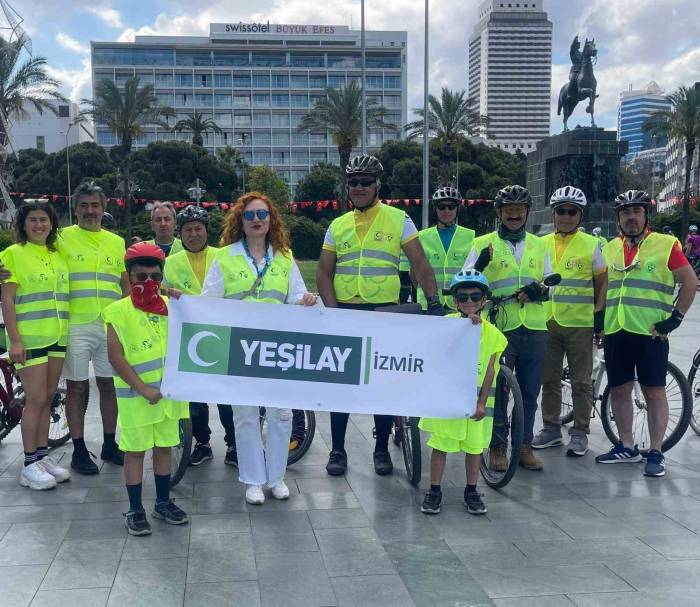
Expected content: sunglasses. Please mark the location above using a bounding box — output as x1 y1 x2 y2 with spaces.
554 207 580 216
243 209 270 221
436 203 458 211
347 178 376 188
454 292 484 303
131 271 163 282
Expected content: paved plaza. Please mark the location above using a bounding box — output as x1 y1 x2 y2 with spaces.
0 302 698 606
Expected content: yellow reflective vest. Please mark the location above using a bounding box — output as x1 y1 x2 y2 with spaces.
0 242 69 349
603 233 676 336
102 297 188 429
216 245 293 303
164 247 218 295
330 203 405 304
471 232 547 331
543 231 598 328
60 226 125 325
146 238 184 257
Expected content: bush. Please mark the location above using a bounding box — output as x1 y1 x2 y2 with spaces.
0 229 15 252
286 215 325 260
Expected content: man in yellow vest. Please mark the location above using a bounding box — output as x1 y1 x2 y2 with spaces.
532 186 607 457
595 190 697 477
464 184 553 471
317 154 442 476
163 205 237 466
409 185 475 311
147 201 183 257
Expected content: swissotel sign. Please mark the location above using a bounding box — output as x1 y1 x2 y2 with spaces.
162 297 479 418
211 22 342 36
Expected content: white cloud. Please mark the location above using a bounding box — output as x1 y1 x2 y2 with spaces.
86 6 123 29
46 57 92 104
55 32 89 54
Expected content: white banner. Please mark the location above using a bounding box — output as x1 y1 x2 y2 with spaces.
161 296 479 418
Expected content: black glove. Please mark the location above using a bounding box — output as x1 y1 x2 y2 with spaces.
474 247 492 272
653 308 684 336
426 296 446 316
519 281 544 302
594 310 605 334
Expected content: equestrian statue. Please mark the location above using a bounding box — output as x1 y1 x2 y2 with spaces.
557 36 599 131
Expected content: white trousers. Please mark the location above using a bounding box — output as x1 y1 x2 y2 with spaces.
232 406 292 486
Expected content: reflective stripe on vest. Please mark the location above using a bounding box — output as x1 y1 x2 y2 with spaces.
216 246 292 304
603 233 675 336
417 225 475 310
330 203 404 304
543 231 597 328
163 247 218 295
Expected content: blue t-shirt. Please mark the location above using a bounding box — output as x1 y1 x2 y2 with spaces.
437 224 457 252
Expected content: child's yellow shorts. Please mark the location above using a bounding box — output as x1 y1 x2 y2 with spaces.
118 417 181 452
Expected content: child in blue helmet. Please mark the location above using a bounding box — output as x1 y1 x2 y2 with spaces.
418 270 508 515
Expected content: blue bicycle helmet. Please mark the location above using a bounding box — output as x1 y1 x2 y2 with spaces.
448 270 490 296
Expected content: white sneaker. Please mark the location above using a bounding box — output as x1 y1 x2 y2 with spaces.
19 462 57 490
269 481 290 500
38 459 71 483
245 484 265 505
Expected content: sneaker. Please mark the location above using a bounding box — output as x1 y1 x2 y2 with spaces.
245 484 265 505
420 490 442 515
326 450 348 476
125 510 152 536
488 447 508 472
566 432 588 457
100 443 124 466
189 443 213 466
269 481 290 500
644 449 666 477
531 427 564 450
595 443 643 464
373 451 394 475
19 462 57 490
519 444 544 471
152 499 189 525
71 449 99 475
224 445 237 466
38 458 71 483
464 491 487 515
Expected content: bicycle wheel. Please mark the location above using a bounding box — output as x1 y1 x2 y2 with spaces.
170 418 193 488
480 366 524 489
559 366 574 425
47 379 90 448
287 410 316 465
600 361 692 453
688 360 700 435
399 416 422 486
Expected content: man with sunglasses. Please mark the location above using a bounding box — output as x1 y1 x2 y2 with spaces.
463 184 553 472
532 187 607 457
317 154 441 476
595 190 697 476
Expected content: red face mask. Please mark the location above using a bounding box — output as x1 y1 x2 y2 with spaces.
130 279 168 316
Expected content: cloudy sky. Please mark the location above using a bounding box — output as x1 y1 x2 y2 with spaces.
14 0 700 134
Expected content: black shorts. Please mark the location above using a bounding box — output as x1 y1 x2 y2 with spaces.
604 330 669 388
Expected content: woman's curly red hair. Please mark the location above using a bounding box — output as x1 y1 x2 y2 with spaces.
219 192 290 253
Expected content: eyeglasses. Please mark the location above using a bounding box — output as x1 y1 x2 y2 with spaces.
554 207 580 216
347 178 376 188
436 203 458 211
243 209 270 221
130 271 163 282
454 292 484 303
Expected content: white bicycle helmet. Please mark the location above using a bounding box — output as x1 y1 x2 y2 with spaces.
592 227 602 236
549 186 587 210
690 224 698 232
432 186 461 204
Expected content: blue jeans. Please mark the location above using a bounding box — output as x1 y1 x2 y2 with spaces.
490 326 547 448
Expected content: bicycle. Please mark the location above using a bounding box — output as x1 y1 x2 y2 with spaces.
685 346 700 435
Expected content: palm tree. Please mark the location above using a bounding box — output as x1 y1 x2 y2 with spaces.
82 76 174 236
644 85 700 240
297 80 396 211
173 110 222 147
404 87 487 144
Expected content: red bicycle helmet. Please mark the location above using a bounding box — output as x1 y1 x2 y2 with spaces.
124 241 166 268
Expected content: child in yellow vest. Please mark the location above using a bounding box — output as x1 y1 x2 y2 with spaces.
419 270 507 515
103 242 189 536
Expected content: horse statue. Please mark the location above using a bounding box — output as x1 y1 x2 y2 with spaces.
557 37 599 131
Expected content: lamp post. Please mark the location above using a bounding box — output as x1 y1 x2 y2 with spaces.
61 122 75 224
421 0 430 229
186 178 206 206
361 0 367 154
237 134 248 194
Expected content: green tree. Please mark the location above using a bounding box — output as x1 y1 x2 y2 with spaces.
297 80 396 211
173 110 223 147
217 145 247 195
295 163 341 202
247 165 290 209
644 84 700 239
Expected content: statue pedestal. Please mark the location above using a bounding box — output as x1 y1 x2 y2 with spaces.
526 127 629 237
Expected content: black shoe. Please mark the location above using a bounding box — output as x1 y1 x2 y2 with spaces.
326 449 348 476
189 443 213 467
224 445 237 466
71 449 99 475
152 499 189 525
421 490 442 514
464 490 487 515
373 450 393 476
124 510 152 536
100 443 124 466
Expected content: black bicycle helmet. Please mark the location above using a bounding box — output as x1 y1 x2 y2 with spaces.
432 185 461 204
614 190 651 210
101 212 115 229
346 154 383 178
494 185 532 209
177 205 209 231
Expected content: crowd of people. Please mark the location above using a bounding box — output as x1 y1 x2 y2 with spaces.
0 153 697 537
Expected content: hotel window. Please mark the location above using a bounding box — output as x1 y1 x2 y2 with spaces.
271 74 289 88
271 94 289 108
214 73 232 88
232 74 252 88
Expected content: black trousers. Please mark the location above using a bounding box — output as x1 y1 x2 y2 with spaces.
190 402 236 446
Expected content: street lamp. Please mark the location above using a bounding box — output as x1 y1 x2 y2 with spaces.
60 118 93 225
186 178 206 205
237 134 248 194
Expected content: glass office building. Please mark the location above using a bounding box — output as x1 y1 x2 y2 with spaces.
91 23 407 195
618 81 671 156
